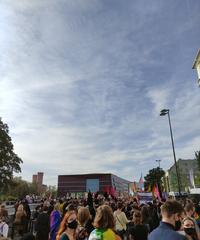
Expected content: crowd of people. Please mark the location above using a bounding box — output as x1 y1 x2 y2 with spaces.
1 192 200 240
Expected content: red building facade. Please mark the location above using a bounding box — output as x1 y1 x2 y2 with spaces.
57 173 130 197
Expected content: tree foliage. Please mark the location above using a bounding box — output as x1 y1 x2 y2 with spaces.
7 177 29 199
6 177 42 199
195 151 200 171
0 118 23 192
144 167 165 192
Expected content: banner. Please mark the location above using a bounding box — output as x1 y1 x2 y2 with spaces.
189 169 195 188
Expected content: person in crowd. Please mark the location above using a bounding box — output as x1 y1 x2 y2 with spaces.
77 207 94 240
87 192 96 221
114 202 129 239
148 200 187 240
50 203 62 240
48 200 55 216
56 210 78 240
35 206 50 240
185 203 196 218
185 203 200 239
141 205 153 232
0 216 9 238
22 199 31 233
147 202 159 230
182 217 198 240
0 205 8 224
31 205 41 235
14 201 20 215
65 204 76 214
58 200 64 216
194 205 200 228
89 205 121 240
21 232 35 240
128 211 148 240
14 203 27 236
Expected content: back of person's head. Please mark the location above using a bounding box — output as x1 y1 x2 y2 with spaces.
17 204 24 212
0 204 5 209
54 203 60 212
0 215 7 222
141 205 149 220
185 202 195 213
66 203 76 212
117 202 123 210
161 200 184 218
132 204 140 212
42 206 49 212
93 205 115 230
133 211 142 225
77 207 91 226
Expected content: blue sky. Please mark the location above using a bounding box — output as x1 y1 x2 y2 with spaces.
0 0 200 186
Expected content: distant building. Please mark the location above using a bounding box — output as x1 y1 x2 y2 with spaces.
32 174 37 183
57 173 130 197
32 172 44 185
164 159 200 192
37 172 44 185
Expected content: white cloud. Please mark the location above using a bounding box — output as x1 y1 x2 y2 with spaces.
147 87 170 114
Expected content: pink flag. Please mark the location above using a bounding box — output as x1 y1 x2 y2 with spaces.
152 184 161 200
139 173 144 191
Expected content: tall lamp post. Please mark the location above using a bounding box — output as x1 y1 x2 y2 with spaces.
160 109 181 196
192 49 200 87
156 159 161 168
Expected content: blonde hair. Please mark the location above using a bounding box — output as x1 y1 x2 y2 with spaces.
77 207 90 227
17 204 24 212
54 203 60 212
93 205 115 230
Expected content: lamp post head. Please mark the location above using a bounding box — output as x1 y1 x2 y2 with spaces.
160 109 169 116
192 49 200 87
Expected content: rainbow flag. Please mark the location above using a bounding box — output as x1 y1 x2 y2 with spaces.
152 183 161 200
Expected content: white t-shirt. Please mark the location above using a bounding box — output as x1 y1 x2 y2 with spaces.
0 222 9 237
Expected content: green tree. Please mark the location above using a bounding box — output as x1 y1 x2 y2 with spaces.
7 177 29 199
195 151 200 171
144 167 165 194
0 118 23 193
29 182 40 195
6 177 42 199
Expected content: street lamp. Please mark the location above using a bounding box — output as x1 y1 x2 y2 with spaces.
192 49 200 87
160 109 181 196
156 159 161 168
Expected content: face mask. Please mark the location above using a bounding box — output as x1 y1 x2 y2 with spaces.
175 220 182 231
184 227 195 236
67 220 78 229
